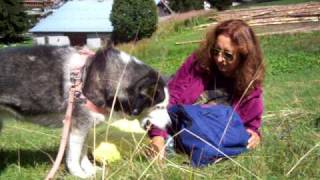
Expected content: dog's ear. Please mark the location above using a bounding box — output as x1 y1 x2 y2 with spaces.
83 88 106 108
104 39 114 50
82 54 107 108
126 74 164 116
133 70 166 104
82 81 106 108
81 55 95 84
133 71 159 91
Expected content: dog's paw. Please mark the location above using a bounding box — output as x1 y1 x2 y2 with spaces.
67 157 94 178
81 155 96 176
68 165 91 179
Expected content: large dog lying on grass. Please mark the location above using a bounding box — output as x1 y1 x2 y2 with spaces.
0 45 170 178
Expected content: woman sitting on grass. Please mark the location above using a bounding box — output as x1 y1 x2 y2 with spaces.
148 19 265 161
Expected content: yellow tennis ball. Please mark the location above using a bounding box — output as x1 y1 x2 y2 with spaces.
93 142 121 164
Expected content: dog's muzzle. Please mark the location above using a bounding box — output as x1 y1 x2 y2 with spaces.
131 108 140 116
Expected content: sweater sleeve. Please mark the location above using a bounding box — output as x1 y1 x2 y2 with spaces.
234 87 264 136
168 53 201 105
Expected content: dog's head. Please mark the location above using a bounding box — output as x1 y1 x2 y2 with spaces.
82 45 169 117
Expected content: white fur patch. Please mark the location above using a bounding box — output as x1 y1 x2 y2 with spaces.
120 51 143 64
156 87 169 109
141 108 171 130
89 111 105 125
68 52 87 70
62 49 86 98
28 56 36 61
66 131 90 178
141 87 171 130
119 51 132 64
132 57 143 64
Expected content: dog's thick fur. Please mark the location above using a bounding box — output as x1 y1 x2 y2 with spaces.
0 45 170 178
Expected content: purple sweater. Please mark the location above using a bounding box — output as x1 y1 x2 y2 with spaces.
149 53 264 138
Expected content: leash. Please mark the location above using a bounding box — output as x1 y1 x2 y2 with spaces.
45 70 83 180
45 47 105 179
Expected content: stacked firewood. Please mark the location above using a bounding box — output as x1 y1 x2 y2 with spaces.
195 2 320 29
176 2 320 45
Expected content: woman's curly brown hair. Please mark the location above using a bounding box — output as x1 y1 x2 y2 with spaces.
195 19 265 98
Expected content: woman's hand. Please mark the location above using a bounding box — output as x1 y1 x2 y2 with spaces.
246 129 260 149
145 136 166 161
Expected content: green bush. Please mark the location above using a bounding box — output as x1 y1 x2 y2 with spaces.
207 0 232 11
173 16 211 32
169 0 203 12
0 0 30 43
110 0 158 43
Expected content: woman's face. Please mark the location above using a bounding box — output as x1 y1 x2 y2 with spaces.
212 35 240 77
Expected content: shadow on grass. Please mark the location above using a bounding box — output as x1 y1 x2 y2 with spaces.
0 118 154 176
0 148 58 173
314 116 320 131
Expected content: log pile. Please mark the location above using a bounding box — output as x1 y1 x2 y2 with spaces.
194 2 320 29
176 2 320 45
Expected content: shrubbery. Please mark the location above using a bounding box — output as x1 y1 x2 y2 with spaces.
207 0 232 11
0 0 29 43
110 0 158 43
169 0 203 12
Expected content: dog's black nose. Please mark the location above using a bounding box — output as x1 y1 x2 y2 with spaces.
131 109 140 116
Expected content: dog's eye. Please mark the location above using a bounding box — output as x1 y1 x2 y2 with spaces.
141 87 155 100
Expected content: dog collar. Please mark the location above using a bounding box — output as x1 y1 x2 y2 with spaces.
72 47 107 115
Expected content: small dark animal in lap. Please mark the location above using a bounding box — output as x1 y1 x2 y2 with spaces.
0 45 170 178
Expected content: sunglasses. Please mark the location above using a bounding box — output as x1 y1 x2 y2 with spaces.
212 47 234 62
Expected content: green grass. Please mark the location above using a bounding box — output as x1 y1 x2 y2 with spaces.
1 14 320 180
118 27 320 178
0 37 33 48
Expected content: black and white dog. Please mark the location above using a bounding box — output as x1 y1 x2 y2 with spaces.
0 45 171 178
